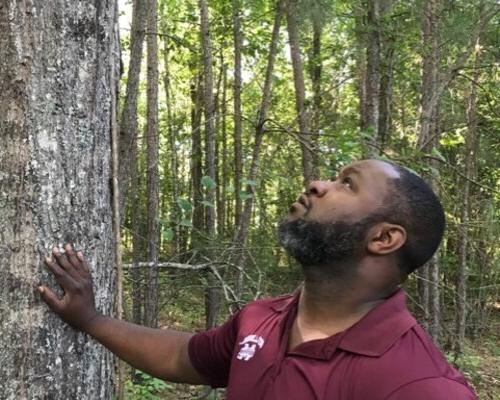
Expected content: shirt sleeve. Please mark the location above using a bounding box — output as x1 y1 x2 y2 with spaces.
386 377 478 400
188 311 240 388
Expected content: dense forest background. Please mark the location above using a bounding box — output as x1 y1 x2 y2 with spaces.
116 0 499 398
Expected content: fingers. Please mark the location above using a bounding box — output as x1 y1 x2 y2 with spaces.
51 246 82 282
77 251 91 274
38 286 64 314
64 244 89 278
45 253 77 287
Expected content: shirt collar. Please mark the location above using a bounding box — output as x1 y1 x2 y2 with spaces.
270 288 416 358
338 289 416 357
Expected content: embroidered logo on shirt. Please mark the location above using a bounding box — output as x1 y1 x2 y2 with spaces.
236 334 265 361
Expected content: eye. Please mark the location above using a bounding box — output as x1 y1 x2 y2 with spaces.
341 176 353 189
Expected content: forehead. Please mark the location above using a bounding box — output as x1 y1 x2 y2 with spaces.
339 160 400 180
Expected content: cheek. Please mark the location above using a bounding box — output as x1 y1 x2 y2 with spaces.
309 201 359 223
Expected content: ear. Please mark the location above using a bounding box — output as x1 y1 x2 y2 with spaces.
366 223 406 256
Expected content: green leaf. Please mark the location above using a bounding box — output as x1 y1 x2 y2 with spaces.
201 175 216 189
242 178 257 186
162 227 174 242
176 197 193 212
431 147 446 162
239 191 254 201
201 200 215 208
179 219 193 227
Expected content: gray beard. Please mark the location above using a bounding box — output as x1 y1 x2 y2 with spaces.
277 216 378 273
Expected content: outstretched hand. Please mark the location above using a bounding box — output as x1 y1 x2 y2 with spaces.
39 244 100 332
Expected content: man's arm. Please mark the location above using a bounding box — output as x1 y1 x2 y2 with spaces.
38 244 207 384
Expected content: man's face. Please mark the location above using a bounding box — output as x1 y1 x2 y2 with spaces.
277 160 399 268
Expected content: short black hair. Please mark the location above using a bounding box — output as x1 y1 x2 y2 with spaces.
384 164 445 274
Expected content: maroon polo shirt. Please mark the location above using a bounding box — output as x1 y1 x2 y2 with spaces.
188 289 477 399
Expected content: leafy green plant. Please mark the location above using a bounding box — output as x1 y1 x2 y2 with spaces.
125 371 173 400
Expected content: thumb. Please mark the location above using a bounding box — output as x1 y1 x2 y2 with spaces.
38 286 64 313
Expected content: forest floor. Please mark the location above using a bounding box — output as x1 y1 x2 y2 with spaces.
124 282 500 400
458 327 500 400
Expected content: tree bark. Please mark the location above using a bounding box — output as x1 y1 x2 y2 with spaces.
144 0 160 328
0 1 118 398
233 0 244 229
190 73 204 247
199 0 217 238
377 20 395 150
160 2 182 254
130 139 143 325
286 0 316 186
220 63 229 237
198 0 219 329
118 0 148 217
310 17 323 170
364 0 381 147
455 39 481 358
355 2 368 132
416 0 441 335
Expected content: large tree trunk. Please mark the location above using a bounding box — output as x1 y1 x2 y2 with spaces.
144 0 160 328
286 0 316 186
0 1 118 398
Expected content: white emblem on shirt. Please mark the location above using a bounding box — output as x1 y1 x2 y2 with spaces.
236 334 265 361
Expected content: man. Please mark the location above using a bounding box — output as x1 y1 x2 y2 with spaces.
39 159 477 399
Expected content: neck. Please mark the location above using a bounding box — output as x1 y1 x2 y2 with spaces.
297 262 397 336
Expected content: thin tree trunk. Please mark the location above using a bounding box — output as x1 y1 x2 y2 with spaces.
220 63 229 237
119 0 148 217
364 0 381 149
144 0 160 328
216 60 228 237
198 0 219 329
286 0 316 186
199 0 217 238
233 0 286 302
190 72 205 258
355 2 368 132
0 1 117 397
130 140 143 325
233 0 244 229
455 39 481 358
310 18 323 170
160 3 181 254
191 73 204 247
378 33 394 149
416 0 441 332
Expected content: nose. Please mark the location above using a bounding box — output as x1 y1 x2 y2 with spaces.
307 180 329 197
